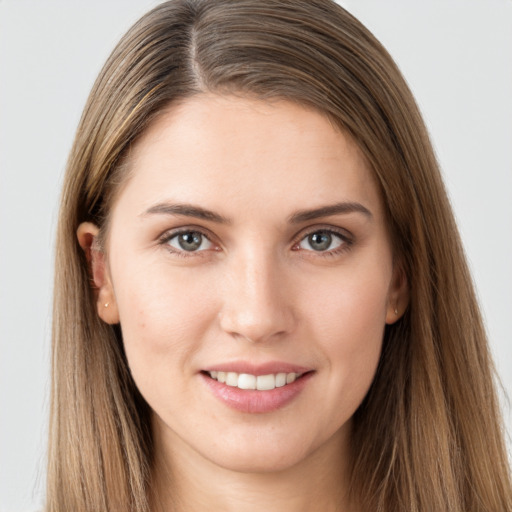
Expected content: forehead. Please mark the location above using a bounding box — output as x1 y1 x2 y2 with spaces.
116 94 382 221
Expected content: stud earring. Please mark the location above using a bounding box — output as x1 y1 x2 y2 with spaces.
394 307 399 316
104 302 110 308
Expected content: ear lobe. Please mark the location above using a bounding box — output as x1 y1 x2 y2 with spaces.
386 263 409 325
77 222 120 324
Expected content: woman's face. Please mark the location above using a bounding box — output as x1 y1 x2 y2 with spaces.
86 95 405 474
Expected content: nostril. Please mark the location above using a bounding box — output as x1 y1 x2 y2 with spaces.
218 286 297 343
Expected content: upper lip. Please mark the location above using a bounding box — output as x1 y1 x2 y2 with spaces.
201 361 312 376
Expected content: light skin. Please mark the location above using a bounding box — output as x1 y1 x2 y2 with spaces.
78 95 407 512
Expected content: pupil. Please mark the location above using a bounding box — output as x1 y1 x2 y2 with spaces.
178 232 202 251
309 231 332 251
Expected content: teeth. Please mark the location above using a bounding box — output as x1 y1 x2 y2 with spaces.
238 373 256 389
256 374 275 391
286 373 296 384
226 372 238 386
275 373 287 387
208 371 301 390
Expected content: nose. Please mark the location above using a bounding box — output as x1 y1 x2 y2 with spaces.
218 248 296 344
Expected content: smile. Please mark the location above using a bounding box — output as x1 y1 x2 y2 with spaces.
207 371 301 390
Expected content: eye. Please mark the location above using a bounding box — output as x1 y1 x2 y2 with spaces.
297 230 346 252
166 230 213 252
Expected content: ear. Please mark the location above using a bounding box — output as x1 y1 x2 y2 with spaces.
385 263 409 325
77 222 120 324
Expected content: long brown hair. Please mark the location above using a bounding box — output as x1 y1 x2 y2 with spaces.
47 1 512 510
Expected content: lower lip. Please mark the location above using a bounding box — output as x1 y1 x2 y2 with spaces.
201 372 313 414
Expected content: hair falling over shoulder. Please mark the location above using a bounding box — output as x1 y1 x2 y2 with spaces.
46 1 511 510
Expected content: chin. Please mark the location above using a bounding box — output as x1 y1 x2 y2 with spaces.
207 445 310 474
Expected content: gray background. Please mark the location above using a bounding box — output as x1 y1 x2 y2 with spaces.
1 1 511 510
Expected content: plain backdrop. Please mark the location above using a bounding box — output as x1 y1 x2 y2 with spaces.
1 1 511 510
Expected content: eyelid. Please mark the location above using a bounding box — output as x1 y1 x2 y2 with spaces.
158 226 220 254
292 224 353 243
291 225 354 253
156 223 353 258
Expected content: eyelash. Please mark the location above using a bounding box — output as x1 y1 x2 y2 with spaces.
158 228 217 259
158 226 354 259
291 226 353 258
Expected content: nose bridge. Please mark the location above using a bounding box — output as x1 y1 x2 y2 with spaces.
219 243 294 343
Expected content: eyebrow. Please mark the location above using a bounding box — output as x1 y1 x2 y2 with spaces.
142 202 230 224
142 200 372 225
288 202 372 224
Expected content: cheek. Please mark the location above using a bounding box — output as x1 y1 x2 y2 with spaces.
110 258 217 392
307 259 390 343
305 262 390 403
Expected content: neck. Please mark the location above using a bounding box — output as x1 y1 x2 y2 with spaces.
150 422 356 512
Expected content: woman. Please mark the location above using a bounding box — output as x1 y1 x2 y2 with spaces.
47 1 512 510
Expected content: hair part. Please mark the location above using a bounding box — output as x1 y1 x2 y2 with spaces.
47 1 512 511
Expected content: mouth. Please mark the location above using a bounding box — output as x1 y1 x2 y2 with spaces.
203 370 304 391
200 365 314 413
